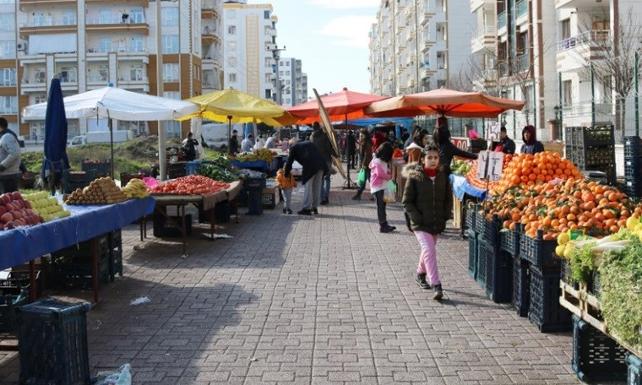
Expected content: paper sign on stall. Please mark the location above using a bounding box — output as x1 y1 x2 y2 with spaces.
476 150 504 181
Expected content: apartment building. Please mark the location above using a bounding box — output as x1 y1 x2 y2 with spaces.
222 1 277 101
202 0 224 95
278 57 307 107
369 0 474 97
0 0 217 140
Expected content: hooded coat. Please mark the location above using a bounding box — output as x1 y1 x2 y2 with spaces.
520 125 545 154
433 125 477 174
401 163 451 234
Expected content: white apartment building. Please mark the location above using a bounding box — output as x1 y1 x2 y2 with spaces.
278 57 307 107
202 0 225 94
222 1 277 101
3 0 214 140
369 0 474 97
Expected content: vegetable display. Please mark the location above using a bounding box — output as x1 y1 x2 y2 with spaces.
0 192 43 230
198 157 240 183
23 191 70 222
151 175 230 195
451 159 472 176
65 177 128 205
236 148 274 163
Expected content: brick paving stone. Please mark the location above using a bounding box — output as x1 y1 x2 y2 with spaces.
0 181 583 385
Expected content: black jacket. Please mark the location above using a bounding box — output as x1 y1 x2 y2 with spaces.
229 135 239 155
438 141 477 174
494 137 516 154
310 130 336 163
284 141 329 184
402 163 451 234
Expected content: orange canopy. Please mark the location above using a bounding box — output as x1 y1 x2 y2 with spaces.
288 87 388 124
365 88 525 118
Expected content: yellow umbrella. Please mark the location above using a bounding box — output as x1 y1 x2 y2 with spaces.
178 88 296 127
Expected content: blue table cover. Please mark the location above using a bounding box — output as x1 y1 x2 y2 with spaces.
450 174 487 201
0 196 156 270
230 160 269 172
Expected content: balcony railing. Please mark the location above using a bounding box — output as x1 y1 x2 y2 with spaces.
497 11 506 29
516 0 527 18
557 30 610 52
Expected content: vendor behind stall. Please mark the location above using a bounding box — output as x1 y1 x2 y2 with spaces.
0 118 21 193
493 126 516 154
433 117 478 174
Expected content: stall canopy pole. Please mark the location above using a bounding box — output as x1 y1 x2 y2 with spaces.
158 120 167 180
227 115 232 155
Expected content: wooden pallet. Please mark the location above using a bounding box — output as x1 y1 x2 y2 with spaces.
559 280 642 358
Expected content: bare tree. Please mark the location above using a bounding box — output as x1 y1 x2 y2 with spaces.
586 9 641 138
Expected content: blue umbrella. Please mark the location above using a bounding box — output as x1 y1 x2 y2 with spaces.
42 78 70 194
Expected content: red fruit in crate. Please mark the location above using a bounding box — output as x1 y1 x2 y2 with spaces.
14 200 23 209
0 194 9 204
24 201 31 209
9 192 21 201
4 221 15 229
14 218 26 227
0 212 12 223
12 210 22 220
0 206 6 216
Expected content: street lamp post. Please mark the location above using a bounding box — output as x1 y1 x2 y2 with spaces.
272 45 286 105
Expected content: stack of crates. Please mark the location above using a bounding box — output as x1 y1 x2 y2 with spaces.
564 125 615 185
624 136 642 198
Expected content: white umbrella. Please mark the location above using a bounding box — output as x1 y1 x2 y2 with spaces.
23 87 198 179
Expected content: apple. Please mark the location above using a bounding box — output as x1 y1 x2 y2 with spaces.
14 218 25 227
12 211 22 220
9 192 21 201
24 201 31 209
0 206 5 216
0 212 12 223
0 195 9 205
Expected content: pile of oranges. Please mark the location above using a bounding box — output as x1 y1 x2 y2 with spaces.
465 154 513 191
491 152 582 194
484 179 638 240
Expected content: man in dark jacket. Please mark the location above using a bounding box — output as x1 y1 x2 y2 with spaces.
433 116 478 175
284 139 328 215
229 129 239 156
520 125 545 154
346 130 356 169
310 122 336 205
352 128 372 200
493 126 516 154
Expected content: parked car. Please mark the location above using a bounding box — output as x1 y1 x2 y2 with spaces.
68 135 87 146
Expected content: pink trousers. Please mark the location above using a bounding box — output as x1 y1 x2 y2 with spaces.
415 231 441 286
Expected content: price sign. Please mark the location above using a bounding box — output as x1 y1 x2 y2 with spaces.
451 137 469 152
485 121 501 142
476 150 504 181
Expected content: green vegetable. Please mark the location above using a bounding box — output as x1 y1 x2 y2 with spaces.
570 244 595 284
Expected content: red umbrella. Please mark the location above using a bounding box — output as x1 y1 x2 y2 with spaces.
365 88 525 118
288 87 388 124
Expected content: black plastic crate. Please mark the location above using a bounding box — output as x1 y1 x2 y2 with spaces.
499 226 521 256
18 299 91 385
465 205 475 231
482 215 500 246
81 160 111 178
567 125 614 147
571 315 628 383
108 230 123 280
476 240 489 287
473 209 485 235
528 266 571 332
0 291 28 334
468 233 478 279
153 213 193 238
519 230 559 269
0 268 41 297
625 136 642 158
485 249 512 304
627 354 642 385
513 257 530 317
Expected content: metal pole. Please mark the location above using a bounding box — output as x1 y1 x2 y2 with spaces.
108 116 114 179
559 72 563 139
633 51 640 137
591 63 596 127
532 79 537 129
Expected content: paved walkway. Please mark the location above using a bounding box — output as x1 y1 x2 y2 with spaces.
0 186 580 385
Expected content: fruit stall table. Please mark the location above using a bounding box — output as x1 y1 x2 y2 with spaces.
151 191 227 254
450 174 487 234
0 196 156 303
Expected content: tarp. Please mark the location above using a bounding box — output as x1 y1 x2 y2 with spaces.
288 88 388 124
42 79 70 182
0 197 155 270
347 118 415 128
365 88 525 118
450 174 486 200
178 88 295 127
22 87 198 121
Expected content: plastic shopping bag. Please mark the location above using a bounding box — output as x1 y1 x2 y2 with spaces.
383 180 397 203
357 168 367 188
95 364 132 385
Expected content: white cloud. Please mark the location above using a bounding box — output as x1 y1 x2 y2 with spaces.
308 0 379 9
319 16 376 48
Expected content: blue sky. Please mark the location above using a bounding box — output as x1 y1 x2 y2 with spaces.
249 0 380 98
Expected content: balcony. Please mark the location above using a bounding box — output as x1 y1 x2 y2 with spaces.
555 0 602 9
497 11 507 31
19 0 75 6
202 9 218 19
86 17 149 34
471 26 496 53
20 24 76 36
20 79 46 94
557 30 609 52
557 30 609 71
117 77 149 92
86 0 148 5
202 27 220 44
470 0 493 12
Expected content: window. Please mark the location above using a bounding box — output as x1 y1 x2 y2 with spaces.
265 89 271 99
0 41 14 59
264 10 270 19
99 38 112 53
286 62 290 66
130 7 144 23
162 63 179 82
32 94 46 104
33 68 46 83
563 80 572 106
88 64 108 82
130 64 144 81
285 71 290 76
228 25 236 35
561 19 570 40
0 68 15 86
129 36 144 52
99 9 113 24
161 34 179 53
62 11 76 25
58 66 77 83
0 13 14 32
161 7 178 27
0 96 17 114
228 73 237 82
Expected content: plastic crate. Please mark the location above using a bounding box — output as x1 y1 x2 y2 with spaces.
62 170 96 194
473 209 485 235
513 257 530 317
567 125 614 147
153 213 193 238
0 291 28 334
18 299 91 385
108 230 123 280
468 233 478 279
499 226 520 256
627 354 642 385
625 136 642 158
81 160 110 178
528 265 571 332
482 215 500 245
476 240 489 287
519 230 559 269
0 268 41 296
465 205 475 231
485 249 512 304
571 315 628 382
